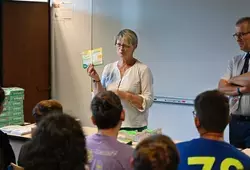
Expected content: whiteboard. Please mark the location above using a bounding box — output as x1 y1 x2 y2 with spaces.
92 0 250 98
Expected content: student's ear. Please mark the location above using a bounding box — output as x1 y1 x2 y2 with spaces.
130 157 134 169
91 116 97 125
194 117 201 129
120 110 125 121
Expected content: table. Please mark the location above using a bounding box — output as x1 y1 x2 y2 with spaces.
7 126 98 140
7 126 250 156
8 126 98 158
7 126 180 143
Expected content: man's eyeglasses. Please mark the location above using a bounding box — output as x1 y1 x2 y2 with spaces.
233 32 250 39
192 110 197 118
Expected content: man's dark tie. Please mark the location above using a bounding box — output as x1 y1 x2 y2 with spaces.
241 53 250 75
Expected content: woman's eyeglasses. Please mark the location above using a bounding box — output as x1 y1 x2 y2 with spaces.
115 43 131 49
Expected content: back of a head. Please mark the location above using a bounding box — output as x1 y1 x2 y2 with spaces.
194 90 229 133
133 134 180 170
91 91 123 129
32 99 63 123
23 113 87 170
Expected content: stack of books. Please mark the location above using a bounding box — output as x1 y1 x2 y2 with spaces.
0 87 25 127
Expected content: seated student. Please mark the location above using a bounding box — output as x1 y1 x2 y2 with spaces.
32 99 63 123
131 134 180 170
0 87 16 170
18 99 63 166
18 113 88 170
87 91 133 170
177 90 250 170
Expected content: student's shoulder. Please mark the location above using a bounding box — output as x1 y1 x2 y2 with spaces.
86 134 108 148
222 143 250 162
117 142 134 154
235 151 250 168
176 141 190 153
233 148 250 161
176 139 204 151
177 140 195 148
120 142 134 151
86 134 94 139
86 134 96 143
0 129 6 136
0 130 9 142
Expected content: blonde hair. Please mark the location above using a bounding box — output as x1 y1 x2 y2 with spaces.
115 29 138 46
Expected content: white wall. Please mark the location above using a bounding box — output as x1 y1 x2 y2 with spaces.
120 0 250 98
51 0 93 126
52 0 249 141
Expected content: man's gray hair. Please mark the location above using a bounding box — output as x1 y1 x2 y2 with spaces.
236 17 250 26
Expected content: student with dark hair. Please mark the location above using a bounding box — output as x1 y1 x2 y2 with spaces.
18 113 88 170
177 90 250 170
131 134 179 170
87 91 133 170
0 87 16 170
18 99 63 166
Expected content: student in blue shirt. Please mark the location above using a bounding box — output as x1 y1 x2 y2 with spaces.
177 90 250 170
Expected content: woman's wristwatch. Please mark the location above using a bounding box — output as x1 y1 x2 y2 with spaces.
93 79 100 83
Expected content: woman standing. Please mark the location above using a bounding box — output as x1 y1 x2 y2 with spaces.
87 29 154 132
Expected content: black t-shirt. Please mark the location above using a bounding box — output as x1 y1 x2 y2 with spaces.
0 130 16 169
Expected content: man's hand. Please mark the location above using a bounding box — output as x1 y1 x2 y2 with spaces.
228 72 250 87
240 85 250 94
218 79 241 96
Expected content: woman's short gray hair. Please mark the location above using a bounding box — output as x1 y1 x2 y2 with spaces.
115 29 138 46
